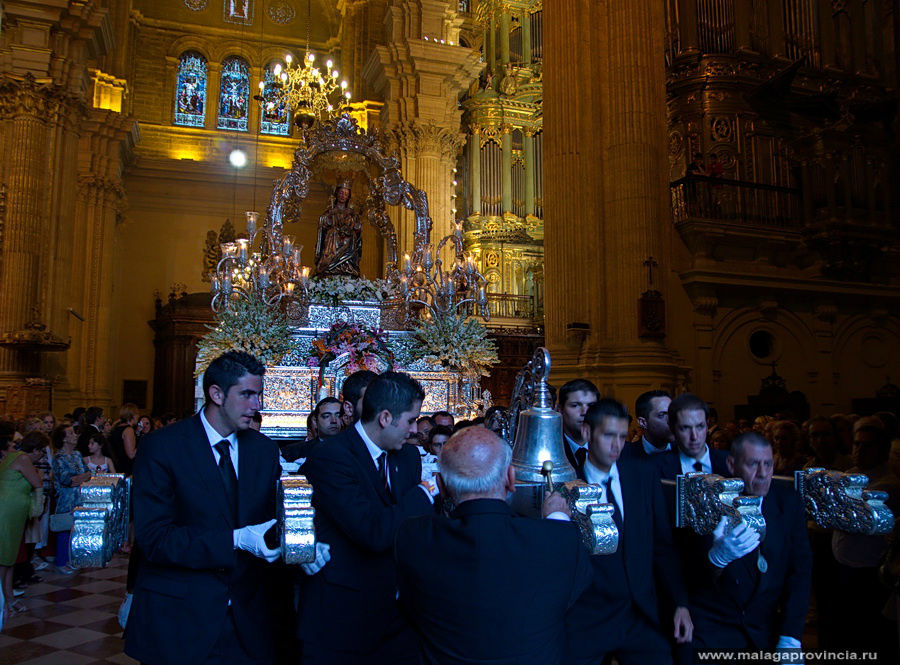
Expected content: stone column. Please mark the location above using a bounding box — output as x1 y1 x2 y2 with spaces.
543 0 682 400
500 126 513 214
523 129 535 216
364 0 483 255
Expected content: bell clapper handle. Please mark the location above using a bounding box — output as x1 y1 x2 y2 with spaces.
541 460 554 494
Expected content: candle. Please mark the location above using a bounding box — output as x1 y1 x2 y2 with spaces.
236 238 250 262
282 235 294 256
245 211 258 238
403 253 411 272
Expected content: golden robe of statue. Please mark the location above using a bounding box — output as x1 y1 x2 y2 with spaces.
315 184 362 278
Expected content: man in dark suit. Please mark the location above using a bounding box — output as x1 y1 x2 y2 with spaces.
125 351 282 665
684 432 812 654
281 396 343 463
567 399 693 665
655 393 729 480
556 379 600 476
339 368 377 428
298 371 437 665
621 390 673 461
395 426 593 665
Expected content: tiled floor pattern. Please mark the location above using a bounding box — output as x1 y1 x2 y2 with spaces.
1 555 137 665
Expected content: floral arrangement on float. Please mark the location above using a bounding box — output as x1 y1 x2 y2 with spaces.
304 276 400 305
401 312 499 379
309 320 394 375
195 294 295 375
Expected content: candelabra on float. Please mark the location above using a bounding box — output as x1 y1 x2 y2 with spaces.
209 211 310 312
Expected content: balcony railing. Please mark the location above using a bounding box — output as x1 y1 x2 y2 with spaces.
670 175 801 229
487 293 535 320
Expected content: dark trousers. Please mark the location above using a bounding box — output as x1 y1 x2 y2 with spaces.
302 614 420 665
568 607 672 665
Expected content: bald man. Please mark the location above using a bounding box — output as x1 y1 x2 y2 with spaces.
394 426 593 665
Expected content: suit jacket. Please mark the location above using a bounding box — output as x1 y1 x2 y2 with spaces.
281 438 319 463
567 458 689 657
654 446 730 481
298 424 434 658
395 498 592 665
685 481 812 649
125 414 281 665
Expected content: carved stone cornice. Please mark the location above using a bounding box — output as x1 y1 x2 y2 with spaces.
0 73 81 122
386 121 466 158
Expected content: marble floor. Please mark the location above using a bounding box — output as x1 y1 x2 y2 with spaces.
1 555 136 665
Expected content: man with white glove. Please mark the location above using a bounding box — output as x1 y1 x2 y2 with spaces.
301 542 331 575
126 351 283 665
708 516 760 568
234 518 282 563
682 432 812 658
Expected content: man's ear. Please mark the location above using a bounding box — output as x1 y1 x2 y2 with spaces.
342 401 353 417
504 465 516 494
581 423 591 444
726 455 735 476
209 384 225 407
377 409 392 429
637 416 648 430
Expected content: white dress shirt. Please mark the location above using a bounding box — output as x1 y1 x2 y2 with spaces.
355 420 390 490
642 437 671 455
584 459 624 521
200 408 239 478
679 444 711 475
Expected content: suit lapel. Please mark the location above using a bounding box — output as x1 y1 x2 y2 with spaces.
184 414 232 525
343 427 393 505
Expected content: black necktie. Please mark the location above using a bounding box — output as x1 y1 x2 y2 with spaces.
575 447 587 470
215 440 239 523
604 476 622 528
693 461 704 472
376 452 390 493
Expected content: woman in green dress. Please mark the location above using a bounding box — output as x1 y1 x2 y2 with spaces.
0 433 42 617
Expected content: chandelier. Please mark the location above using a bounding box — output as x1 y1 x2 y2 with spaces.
400 224 490 321
267 0 350 127
271 53 351 126
209 211 310 312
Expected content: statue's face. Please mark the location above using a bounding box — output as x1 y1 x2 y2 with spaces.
336 187 350 204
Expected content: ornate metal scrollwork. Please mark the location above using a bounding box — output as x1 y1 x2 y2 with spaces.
560 483 619 555
795 468 894 535
278 475 317 564
70 475 130 568
675 473 766 540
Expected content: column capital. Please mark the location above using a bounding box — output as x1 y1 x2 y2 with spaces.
387 121 466 158
0 73 79 121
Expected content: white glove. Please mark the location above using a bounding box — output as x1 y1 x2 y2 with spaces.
708 516 760 568
234 518 282 563
775 635 802 664
301 542 331 575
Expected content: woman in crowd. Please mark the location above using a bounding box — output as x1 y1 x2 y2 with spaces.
51 424 91 574
108 404 139 478
770 419 809 474
83 430 116 475
0 424 42 617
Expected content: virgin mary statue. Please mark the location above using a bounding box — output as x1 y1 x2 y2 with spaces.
314 182 362 278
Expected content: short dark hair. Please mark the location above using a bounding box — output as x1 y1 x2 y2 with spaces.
361 371 425 423
428 425 453 445
82 406 104 427
433 410 453 422
668 393 709 428
584 398 629 434
18 430 49 454
635 390 671 420
730 432 771 461
416 415 434 427
558 379 600 409
50 424 70 451
341 370 377 407
203 351 265 404
314 396 342 416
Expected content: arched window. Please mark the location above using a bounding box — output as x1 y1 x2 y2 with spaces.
260 61 290 136
217 56 250 131
174 51 208 127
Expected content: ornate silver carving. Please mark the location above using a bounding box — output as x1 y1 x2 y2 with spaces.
675 473 766 540
795 468 894 535
278 475 317 564
184 0 208 10
267 1 295 24
307 302 382 329
70 475 130 568
561 483 619 555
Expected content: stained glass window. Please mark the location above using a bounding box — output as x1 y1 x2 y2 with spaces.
217 56 250 131
174 51 207 127
260 62 290 136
